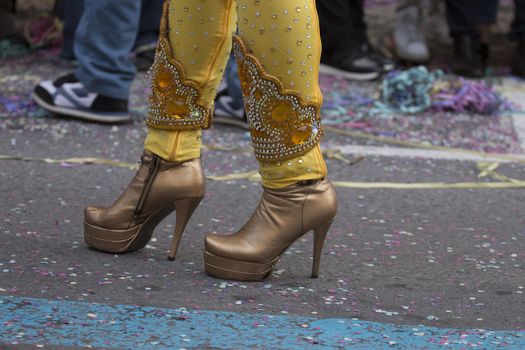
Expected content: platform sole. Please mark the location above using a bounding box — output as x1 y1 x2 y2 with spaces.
84 204 175 254
204 251 277 281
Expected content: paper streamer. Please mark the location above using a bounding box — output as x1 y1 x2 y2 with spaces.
324 126 525 164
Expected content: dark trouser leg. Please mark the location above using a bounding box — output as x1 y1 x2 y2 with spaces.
511 0 525 38
446 0 498 77
446 0 499 38
61 0 85 59
512 0 525 76
135 0 164 49
316 0 365 57
316 0 386 80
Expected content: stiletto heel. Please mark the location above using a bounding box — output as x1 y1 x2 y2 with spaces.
168 197 203 260
311 220 333 278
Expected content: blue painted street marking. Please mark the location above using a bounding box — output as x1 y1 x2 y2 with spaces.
0 296 523 349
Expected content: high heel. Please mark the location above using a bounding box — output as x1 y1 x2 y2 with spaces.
204 179 337 281
311 220 333 278
84 150 205 259
168 197 202 260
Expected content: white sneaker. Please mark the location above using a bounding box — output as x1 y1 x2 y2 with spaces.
394 5 430 63
32 74 130 123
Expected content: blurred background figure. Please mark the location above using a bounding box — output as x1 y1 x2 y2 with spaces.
393 0 430 63
446 0 525 78
317 0 395 81
32 0 164 123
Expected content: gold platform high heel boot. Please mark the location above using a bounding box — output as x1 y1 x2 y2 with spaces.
204 24 338 281
84 1 223 259
84 152 205 259
205 179 337 281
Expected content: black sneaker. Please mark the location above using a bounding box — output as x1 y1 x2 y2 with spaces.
364 41 396 72
320 43 383 81
512 36 525 78
213 79 248 129
32 74 130 123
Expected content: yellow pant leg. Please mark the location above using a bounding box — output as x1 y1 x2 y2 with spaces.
236 0 327 188
145 0 236 162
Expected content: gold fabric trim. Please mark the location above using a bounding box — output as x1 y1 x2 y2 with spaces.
233 36 323 161
146 1 211 131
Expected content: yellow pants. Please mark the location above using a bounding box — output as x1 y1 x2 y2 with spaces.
144 0 327 188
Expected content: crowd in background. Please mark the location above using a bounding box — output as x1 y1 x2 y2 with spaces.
1 0 524 124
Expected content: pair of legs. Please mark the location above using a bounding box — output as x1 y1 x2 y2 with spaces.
84 0 337 281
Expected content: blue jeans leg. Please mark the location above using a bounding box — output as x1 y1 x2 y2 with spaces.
74 0 141 100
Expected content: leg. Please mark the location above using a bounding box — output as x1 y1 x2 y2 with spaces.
32 0 135 122
512 0 525 38
214 54 247 128
75 0 141 100
144 0 237 162
204 0 338 281
236 0 326 187
446 0 498 77
84 0 236 258
316 0 391 81
135 0 164 49
512 0 525 77
61 0 85 60
446 0 498 38
317 0 364 57
132 0 165 71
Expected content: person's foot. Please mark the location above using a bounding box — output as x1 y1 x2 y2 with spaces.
394 4 430 63
451 36 487 78
32 73 130 123
213 79 248 129
320 43 384 81
512 36 525 78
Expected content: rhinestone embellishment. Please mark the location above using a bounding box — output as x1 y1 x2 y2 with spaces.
233 36 322 161
146 1 210 130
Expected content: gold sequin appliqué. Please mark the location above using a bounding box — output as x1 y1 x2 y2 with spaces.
146 1 211 130
233 36 322 161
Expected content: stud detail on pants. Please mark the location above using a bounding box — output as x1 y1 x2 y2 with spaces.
233 36 322 161
146 1 211 131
